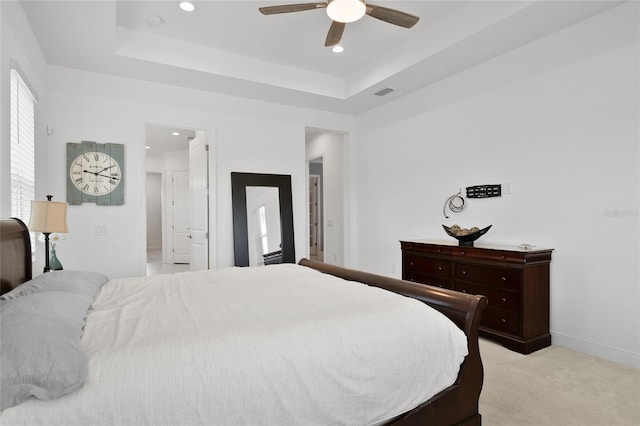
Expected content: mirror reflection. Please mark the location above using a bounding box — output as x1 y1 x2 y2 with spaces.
231 172 295 267
246 187 281 266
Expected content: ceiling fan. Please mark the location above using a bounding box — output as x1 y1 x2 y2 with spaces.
259 0 420 47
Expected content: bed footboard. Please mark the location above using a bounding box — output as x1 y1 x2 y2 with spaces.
298 258 487 426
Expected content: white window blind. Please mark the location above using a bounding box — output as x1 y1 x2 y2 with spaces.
10 68 36 251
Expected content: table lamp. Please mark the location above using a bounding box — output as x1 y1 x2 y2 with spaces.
29 195 68 273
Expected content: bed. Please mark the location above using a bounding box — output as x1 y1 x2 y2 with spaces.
0 218 487 425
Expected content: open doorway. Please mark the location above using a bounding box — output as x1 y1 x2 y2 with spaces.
306 130 344 265
144 123 196 275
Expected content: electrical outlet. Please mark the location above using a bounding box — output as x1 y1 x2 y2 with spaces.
95 224 107 236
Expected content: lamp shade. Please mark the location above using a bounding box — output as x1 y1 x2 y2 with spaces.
29 200 69 233
326 0 366 23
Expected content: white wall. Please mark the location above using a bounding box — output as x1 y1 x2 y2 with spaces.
0 1 49 272
306 132 345 265
354 3 639 367
40 65 345 276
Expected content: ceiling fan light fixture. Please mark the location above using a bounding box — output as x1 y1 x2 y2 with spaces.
179 1 196 13
326 0 366 23
332 45 344 53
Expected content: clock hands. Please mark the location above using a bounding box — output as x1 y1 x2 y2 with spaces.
96 173 120 180
98 164 115 173
83 169 120 180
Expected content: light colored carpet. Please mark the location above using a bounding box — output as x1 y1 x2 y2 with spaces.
479 338 640 425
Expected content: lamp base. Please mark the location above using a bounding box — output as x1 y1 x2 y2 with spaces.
50 247 63 271
43 232 51 273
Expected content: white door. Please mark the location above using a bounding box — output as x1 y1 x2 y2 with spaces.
189 132 209 271
172 171 190 264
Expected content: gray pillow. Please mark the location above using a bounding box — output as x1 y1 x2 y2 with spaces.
0 270 108 300
1 291 93 410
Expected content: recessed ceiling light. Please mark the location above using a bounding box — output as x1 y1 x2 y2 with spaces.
145 146 151 150
332 45 344 53
172 132 180 136
179 1 196 12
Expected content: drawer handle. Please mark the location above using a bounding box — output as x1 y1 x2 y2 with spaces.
438 266 443 271
461 289 467 293
438 284 443 288
462 270 467 275
410 278 414 282
410 261 414 266
501 318 507 324
461 251 465 255
501 297 507 303
501 276 507 281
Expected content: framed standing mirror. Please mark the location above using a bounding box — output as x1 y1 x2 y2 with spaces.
231 172 295 267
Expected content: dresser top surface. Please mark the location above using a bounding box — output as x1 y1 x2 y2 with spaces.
401 239 553 254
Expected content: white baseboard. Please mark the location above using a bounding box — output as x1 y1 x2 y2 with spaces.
552 333 640 369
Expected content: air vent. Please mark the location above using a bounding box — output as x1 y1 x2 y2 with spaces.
374 88 394 97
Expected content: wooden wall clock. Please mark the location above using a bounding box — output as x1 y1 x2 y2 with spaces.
66 141 125 205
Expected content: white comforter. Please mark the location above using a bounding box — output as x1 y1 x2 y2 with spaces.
2 264 468 426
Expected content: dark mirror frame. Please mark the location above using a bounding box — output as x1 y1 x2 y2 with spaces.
231 172 295 267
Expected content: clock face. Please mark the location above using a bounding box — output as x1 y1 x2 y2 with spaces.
69 152 122 195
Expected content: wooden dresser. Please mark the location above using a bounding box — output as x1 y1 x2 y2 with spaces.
401 240 553 354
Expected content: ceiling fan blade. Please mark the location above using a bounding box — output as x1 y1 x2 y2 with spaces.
259 2 327 15
325 21 345 46
366 4 419 28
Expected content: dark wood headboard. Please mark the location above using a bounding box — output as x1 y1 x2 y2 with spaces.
0 218 33 295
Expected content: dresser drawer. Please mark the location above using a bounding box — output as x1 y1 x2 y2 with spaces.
452 280 519 311
403 255 450 278
453 248 526 264
402 243 453 257
482 307 519 335
404 272 451 289
454 263 521 291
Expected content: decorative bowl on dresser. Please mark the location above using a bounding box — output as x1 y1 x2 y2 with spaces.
442 224 492 246
401 239 553 354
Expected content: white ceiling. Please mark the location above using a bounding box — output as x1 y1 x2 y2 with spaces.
21 0 623 116
144 124 195 157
